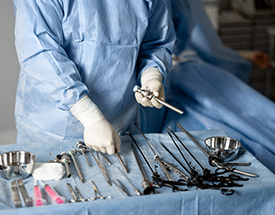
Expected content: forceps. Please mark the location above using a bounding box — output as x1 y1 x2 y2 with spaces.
66 183 87 203
89 181 112 201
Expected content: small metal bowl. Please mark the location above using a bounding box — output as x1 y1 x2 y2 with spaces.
204 136 242 162
0 151 36 180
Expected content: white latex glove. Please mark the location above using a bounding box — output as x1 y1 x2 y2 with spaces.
135 68 165 109
70 96 121 155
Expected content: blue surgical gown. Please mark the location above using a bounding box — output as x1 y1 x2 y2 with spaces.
13 0 175 143
14 0 275 174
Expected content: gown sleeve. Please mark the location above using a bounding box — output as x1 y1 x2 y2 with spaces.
137 0 176 83
13 0 88 111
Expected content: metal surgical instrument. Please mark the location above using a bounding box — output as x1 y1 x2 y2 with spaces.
17 178 33 207
159 141 190 181
74 186 87 202
129 132 187 192
135 123 173 181
76 141 92 167
90 181 112 200
68 149 85 183
91 151 111 186
11 180 22 208
159 156 190 181
99 151 112 165
116 166 142 196
77 141 112 165
115 149 128 173
66 183 78 203
130 143 155 195
176 123 259 178
66 183 87 202
167 127 209 174
111 179 130 197
133 85 184 114
48 152 72 178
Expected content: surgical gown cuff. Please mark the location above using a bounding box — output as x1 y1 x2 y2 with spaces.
141 68 163 85
70 96 105 127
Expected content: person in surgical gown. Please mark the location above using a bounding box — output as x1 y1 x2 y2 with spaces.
13 0 175 154
13 0 275 174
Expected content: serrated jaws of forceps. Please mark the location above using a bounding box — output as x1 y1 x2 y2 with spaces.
66 183 78 202
160 159 189 181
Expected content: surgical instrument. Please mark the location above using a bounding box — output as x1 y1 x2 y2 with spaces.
115 149 128 173
99 151 112 165
39 181 65 204
66 183 87 202
90 181 112 200
135 123 173 181
169 127 250 194
116 166 142 196
176 123 259 178
76 141 92 167
111 179 130 197
159 141 190 179
128 131 187 192
75 186 87 202
133 85 184 114
11 180 22 208
222 162 251 167
131 143 155 195
167 127 208 174
34 180 45 206
68 149 85 183
159 157 189 181
78 141 112 165
165 128 194 171
128 132 154 173
66 183 78 203
48 152 72 178
17 178 33 207
92 151 111 186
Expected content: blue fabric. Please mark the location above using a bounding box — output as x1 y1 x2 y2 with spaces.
163 61 275 174
0 131 274 214
13 0 175 143
159 0 275 174
186 0 252 82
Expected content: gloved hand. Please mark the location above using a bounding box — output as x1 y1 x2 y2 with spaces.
135 68 165 108
70 96 121 155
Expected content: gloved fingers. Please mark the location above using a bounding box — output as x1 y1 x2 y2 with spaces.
100 147 107 154
152 91 159 98
151 85 162 98
142 97 154 107
151 98 163 109
106 143 115 155
114 133 121 152
135 91 154 107
92 146 100 151
151 84 165 108
153 88 165 100
135 92 143 104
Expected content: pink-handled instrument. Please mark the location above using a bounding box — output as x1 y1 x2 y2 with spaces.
39 181 65 204
34 181 46 206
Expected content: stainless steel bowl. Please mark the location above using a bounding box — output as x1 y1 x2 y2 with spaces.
204 136 242 162
0 151 36 180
